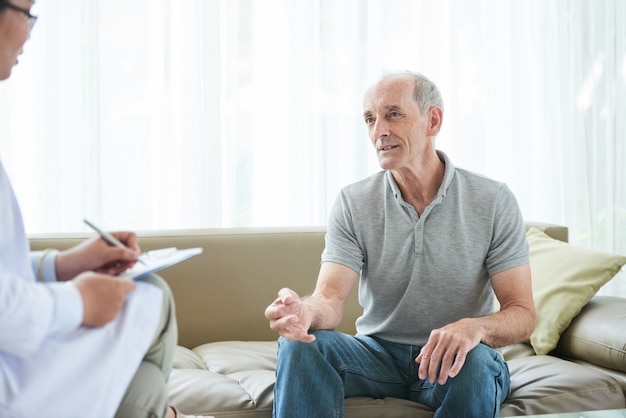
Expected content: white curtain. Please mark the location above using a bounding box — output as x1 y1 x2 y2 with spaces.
1 0 624 294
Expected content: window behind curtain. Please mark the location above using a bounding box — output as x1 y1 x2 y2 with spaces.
0 0 624 295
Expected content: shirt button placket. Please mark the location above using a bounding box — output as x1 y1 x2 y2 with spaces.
414 222 424 254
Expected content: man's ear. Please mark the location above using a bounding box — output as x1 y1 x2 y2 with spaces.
426 106 443 136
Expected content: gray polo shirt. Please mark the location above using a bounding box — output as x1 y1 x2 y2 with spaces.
322 151 529 346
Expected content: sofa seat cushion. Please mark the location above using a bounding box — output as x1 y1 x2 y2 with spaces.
168 341 626 417
169 342 276 416
501 355 625 416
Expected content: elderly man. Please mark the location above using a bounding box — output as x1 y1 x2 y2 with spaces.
265 71 535 418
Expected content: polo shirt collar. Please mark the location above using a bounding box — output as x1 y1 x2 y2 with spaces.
386 149 456 203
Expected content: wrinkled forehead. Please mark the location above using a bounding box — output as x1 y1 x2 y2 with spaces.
362 77 416 113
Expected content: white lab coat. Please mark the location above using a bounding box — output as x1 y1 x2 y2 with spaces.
0 161 162 418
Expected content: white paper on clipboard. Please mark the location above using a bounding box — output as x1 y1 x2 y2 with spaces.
120 247 203 280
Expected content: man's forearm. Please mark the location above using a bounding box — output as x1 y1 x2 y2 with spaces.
478 305 536 348
303 294 346 331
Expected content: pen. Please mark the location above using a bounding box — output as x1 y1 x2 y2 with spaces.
83 219 146 265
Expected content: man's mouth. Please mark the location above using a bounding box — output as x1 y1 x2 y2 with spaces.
380 145 399 151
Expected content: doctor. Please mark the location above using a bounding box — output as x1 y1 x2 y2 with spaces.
0 1 208 417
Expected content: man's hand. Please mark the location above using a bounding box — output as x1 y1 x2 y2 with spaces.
56 231 142 281
265 288 315 342
415 319 483 385
73 273 136 327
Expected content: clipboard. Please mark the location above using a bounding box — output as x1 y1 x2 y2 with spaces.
120 247 203 280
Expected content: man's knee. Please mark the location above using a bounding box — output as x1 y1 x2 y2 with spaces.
277 330 350 368
448 343 510 404
460 344 506 380
278 330 333 355
429 344 509 417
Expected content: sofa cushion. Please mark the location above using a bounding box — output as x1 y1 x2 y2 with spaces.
169 342 276 416
500 355 625 416
169 340 626 417
555 296 626 373
526 227 626 355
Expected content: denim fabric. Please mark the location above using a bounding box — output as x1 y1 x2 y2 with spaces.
273 330 510 418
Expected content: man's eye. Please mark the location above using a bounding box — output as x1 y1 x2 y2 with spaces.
390 111 401 117
365 117 374 124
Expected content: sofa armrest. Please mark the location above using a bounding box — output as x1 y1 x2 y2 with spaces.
554 295 626 373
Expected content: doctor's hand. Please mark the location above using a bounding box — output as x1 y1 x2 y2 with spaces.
415 318 483 385
56 231 142 281
74 273 136 327
265 288 315 343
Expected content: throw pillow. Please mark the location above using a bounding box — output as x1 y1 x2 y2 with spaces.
526 227 626 355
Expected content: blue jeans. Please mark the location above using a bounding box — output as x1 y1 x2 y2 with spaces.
273 330 510 418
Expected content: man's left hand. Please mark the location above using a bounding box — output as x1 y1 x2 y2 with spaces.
415 319 483 385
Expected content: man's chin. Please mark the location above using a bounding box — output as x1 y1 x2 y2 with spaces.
0 62 17 80
377 158 396 171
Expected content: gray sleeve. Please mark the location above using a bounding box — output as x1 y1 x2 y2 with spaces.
321 191 364 274
486 184 530 276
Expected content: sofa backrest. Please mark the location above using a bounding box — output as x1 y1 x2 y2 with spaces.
29 222 568 348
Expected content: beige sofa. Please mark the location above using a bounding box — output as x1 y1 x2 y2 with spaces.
30 223 626 417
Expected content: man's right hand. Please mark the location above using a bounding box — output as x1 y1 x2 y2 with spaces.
264 288 315 342
73 273 136 327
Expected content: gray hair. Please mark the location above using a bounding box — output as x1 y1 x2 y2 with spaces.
381 71 444 114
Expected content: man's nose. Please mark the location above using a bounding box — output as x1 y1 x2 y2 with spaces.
372 118 390 139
